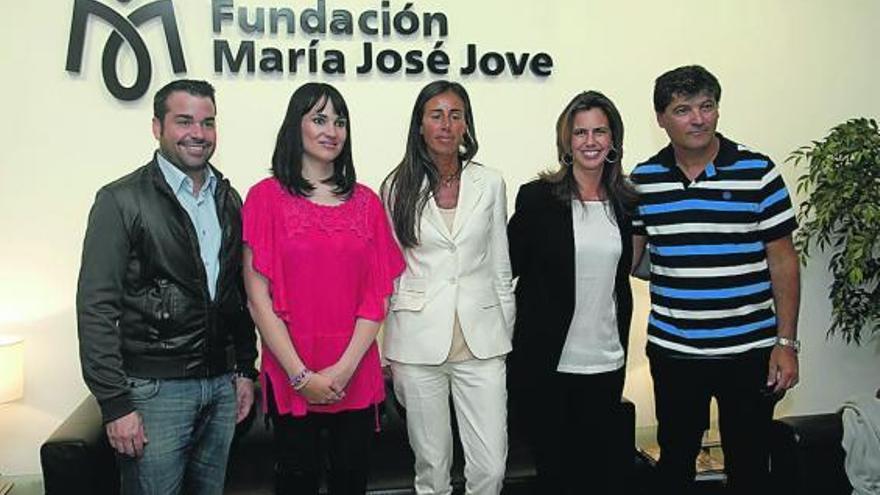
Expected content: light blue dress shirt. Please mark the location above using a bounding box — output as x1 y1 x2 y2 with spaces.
156 153 222 300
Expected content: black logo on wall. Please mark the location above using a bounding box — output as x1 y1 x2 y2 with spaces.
65 0 187 101
64 1 554 102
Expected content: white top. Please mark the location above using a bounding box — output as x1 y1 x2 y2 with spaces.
557 200 624 374
438 206 476 362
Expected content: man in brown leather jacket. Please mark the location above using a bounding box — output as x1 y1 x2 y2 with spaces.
76 79 257 495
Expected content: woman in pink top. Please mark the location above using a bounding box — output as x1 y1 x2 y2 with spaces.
242 83 404 494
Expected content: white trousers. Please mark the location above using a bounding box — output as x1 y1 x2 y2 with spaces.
391 357 508 495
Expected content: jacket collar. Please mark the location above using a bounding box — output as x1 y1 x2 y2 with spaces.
155 152 217 198
450 162 485 238
423 161 486 241
148 151 227 198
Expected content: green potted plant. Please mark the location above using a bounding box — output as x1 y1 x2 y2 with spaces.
787 117 880 344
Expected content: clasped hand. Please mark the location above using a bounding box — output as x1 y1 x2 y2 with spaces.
299 362 354 405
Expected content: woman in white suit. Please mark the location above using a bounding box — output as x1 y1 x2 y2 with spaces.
381 81 515 495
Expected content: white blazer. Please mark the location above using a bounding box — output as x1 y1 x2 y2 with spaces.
383 163 516 365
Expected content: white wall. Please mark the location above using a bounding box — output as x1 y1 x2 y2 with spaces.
1 0 879 475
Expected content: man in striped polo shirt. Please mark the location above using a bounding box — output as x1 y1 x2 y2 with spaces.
632 65 801 494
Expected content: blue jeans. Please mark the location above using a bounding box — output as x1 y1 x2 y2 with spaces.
118 373 236 495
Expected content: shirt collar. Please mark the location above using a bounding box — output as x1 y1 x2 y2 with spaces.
659 133 730 182
156 151 216 197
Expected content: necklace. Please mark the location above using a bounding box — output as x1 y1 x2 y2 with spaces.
439 171 460 188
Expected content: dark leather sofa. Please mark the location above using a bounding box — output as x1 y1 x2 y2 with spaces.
41 381 636 494
769 412 852 495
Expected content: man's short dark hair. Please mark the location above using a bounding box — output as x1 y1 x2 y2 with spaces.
153 79 216 121
653 65 721 113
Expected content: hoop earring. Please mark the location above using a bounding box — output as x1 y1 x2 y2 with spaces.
605 146 620 164
563 153 573 166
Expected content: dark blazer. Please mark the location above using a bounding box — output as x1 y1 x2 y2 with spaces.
506 179 633 389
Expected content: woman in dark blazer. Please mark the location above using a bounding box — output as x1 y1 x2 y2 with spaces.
507 90 636 494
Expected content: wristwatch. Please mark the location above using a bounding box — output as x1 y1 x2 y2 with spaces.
234 368 259 380
233 370 260 381
775 336 801 353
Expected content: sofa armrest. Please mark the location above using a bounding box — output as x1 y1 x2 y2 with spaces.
770 413 851 495
40 395 119 495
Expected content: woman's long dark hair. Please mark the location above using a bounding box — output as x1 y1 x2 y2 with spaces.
540 90 637 214
381 81 479 248
271 82 355 197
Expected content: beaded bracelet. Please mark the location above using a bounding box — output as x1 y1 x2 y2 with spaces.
289 369 313 390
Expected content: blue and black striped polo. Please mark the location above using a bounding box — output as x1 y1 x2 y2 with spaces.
631 134 797 356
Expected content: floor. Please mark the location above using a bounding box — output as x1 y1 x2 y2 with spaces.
12 469 732 495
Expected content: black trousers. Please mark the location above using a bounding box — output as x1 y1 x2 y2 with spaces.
267 383 375 495
511 367 626 495
649 347 780 495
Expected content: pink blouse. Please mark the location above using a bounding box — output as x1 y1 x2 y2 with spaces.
242 178 404 417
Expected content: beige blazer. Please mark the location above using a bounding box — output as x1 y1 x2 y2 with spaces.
383 163 515 365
